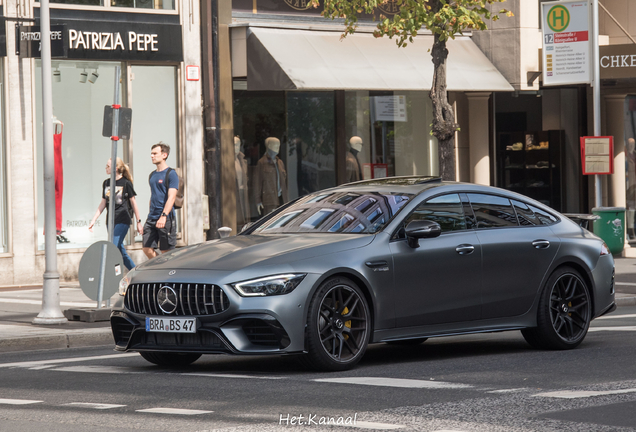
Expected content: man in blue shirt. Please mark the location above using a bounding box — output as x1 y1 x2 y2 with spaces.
142 142 180 259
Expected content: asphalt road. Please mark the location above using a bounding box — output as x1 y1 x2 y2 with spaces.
0 306 635 432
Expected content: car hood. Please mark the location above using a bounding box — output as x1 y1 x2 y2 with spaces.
136 234 374 271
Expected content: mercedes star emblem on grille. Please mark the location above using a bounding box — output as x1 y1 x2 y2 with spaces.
157 286 178 314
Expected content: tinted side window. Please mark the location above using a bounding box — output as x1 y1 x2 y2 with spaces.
405 194 467 233
512 199 558 226
512 200 541 226
529 204 558 225
468 194 518 228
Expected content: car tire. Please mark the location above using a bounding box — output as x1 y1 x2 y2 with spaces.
521 266 592 350
139 352 202 367
385 338 428 346
303 277 371 371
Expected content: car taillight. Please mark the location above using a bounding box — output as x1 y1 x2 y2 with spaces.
600 242 611 256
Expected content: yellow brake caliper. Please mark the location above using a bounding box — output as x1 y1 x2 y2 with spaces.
342 306 351 340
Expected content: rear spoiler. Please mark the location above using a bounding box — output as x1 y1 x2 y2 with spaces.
563 213 600 230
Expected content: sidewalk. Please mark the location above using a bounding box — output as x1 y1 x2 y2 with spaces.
0 282 116 353
1 260 636 353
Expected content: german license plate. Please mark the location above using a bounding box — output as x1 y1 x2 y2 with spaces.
145 317 197 333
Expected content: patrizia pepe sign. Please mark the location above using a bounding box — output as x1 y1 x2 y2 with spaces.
18 21 182 62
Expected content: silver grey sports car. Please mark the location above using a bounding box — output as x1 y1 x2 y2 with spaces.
111 177 616 371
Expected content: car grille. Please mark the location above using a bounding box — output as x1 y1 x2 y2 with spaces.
124 282 230 316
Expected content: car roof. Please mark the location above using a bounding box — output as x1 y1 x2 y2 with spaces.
323 176 467 195
319 177 561 215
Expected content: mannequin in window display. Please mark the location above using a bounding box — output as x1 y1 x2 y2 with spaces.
254 137 288 216
234 136 250 229
346 136 364 183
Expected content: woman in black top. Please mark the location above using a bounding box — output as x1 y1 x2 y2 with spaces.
88 158 143 270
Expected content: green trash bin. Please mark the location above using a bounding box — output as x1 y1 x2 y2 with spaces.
592 207 626 255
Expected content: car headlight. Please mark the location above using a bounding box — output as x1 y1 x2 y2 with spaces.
119 275 131 296
601 242 611 256
232 274 306 297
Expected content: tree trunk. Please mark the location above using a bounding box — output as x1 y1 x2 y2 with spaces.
429 33 458 181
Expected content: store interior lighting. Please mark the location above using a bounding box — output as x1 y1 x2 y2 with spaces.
79 68 88 83
88 69 99 84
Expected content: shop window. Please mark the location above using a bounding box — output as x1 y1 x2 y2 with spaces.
232 90 337 232
34 62 179 250
344 91 438 181
286 92 337 198
130 65 179 241
46 0 103 5
39 0 175 9
111 0 175 10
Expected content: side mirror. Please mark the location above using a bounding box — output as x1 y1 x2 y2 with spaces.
405 220 441 248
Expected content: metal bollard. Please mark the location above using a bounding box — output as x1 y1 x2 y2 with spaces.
218 227 232 238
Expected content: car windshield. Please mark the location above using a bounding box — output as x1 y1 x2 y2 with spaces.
252 191 413 234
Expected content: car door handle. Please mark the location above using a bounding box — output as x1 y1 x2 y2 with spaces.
455 244 475 255
532 240 550 249
365 260 388 268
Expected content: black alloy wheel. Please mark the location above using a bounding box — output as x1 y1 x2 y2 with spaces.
304 277 370 371
139 351 202 367
522 266 591 350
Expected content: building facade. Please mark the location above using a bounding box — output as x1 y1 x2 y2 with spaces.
224 0 514 234
0 0 205 285
474 0 636 255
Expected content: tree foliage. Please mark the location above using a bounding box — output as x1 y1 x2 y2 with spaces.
311 0 512 180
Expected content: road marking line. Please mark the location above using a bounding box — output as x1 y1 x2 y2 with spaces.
533 388 636 399
314 377 472 389
615 282 636 286
337 421 405 430
596 313 636 320
183 373 284 380
589 326 636 332
51 366 145 374
65 402 126 410
136 407 213 415
487 388 529 394
0 353 138 368
0 398 43 405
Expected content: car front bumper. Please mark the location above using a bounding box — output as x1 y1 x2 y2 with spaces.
110 271 322 355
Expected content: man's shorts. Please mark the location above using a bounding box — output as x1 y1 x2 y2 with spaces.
143 217 176 251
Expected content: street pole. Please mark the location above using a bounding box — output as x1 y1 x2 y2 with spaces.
33 0 67 325
99 65 121 309
592 0 602 208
